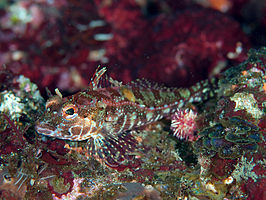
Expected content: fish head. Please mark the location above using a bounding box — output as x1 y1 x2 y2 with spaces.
35 93 101 141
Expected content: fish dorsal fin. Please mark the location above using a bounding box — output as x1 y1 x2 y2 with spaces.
89 66 124 90
89 66 107 90
127 78 171 91
108 76 123 87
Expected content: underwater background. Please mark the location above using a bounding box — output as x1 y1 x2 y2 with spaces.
0 0 265 199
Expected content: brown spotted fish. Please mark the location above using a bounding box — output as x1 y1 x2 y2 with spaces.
35 67 214 165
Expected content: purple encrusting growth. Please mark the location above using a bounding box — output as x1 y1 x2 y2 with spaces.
35 67 215 165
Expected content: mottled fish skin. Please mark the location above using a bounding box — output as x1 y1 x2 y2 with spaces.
35 67 214 163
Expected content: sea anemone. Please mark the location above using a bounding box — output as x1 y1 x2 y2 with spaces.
170 109 197 141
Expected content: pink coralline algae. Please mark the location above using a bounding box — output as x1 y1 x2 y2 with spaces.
0 0 110 94
0 0 255 95
96 0 250 86
138 8 250 86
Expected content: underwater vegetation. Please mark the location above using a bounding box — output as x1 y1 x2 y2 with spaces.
0 0 265 199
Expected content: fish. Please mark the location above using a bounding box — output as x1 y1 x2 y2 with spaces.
35 66 215 165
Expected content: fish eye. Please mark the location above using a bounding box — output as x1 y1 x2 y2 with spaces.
62 104 78 120
65 108 75 115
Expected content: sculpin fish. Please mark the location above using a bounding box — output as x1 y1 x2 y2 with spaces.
36 67 214 165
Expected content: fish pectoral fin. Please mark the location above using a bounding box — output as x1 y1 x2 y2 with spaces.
86 131 139 167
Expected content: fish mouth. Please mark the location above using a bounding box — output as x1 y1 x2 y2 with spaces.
35 125 58 136
35 122 81 141
35 126 52 134
35 121 62 137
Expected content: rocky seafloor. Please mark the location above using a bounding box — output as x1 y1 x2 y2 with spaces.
0 47 265 200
